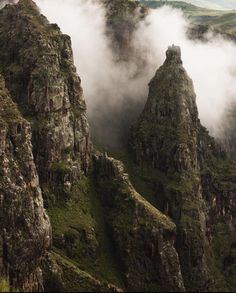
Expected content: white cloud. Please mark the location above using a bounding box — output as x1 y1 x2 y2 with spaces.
5 0 236 143
134 6 236 136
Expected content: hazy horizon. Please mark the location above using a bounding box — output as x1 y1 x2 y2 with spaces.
144 0 236 10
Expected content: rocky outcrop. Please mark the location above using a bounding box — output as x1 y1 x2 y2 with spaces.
0 0 92 202
0 75 51 291
102 0 147 60
94 153 185 292
132 45 200 174
0 1 95 291
131 45 236 291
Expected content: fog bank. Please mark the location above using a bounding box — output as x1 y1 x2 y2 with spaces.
3 0 236 144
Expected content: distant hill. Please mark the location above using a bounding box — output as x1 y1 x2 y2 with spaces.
140 0 236 10
140 1 236 35
187 0 236 9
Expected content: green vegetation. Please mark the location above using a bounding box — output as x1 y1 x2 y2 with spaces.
29 117 49 132
51 251 117 292
141 0 236 35
205 222 236 291
0 105 20 124
98 146 199 209
72 106 83 119
98 144 236 291
212 223 236 267
50 161 72 176
63 146 74 155
140 0 201 10
0 279 10 292
100 146 159 207
18 0 58 36
48 174 124 289
0 81 22 126
202 157 236 190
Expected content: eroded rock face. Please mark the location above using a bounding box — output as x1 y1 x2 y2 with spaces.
131 45 236 291
132 45 200 175
94 153 185 292
0 0 92 201
0 75 51 291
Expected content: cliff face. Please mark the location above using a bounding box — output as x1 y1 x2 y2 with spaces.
1 1 236 292
132 45 200 174
0 75 51 291
94 153 185 292
131 45 236 291
0 2 186 292
0 0 94 290
0 0 92 202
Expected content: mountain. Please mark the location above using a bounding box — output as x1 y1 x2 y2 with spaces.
0 0 236 292
0 1 184 291
141 0 236 10
131 45 236 291
185 0 236 10
140 1 236 35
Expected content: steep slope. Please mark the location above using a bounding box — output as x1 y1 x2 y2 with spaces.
0 1 187 292
0 0 92 203
0 1 116 290
131 45 236 291
94 153 185 292
0 74 51 292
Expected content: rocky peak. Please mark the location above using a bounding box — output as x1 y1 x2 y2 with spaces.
131 45 236 291
133 45 199 175
165 45 183 65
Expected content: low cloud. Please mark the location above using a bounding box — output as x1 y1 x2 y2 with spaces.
4 0 236 145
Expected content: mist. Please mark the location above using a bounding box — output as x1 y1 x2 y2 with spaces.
0 0 17 9
134 6 236 137
3 0 236 145
36 0 150 147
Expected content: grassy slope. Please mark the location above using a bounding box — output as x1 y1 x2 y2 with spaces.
96 145 159 208
140 0 236 35
47 174 124 289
